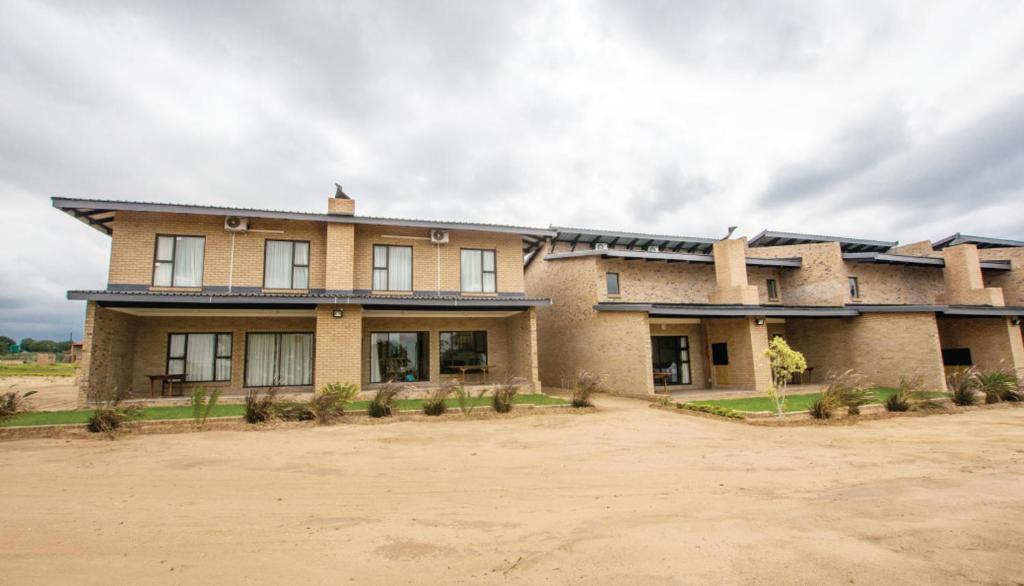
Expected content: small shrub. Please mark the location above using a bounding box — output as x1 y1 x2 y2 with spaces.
492 377 524 413
808 398 834 419
244 388 279 423
676 402 743 419
818 369 874 417
86 386 140 436
566 370 602 408
368 383 403 418
190 386 221 429
884 377 929 412
657 395 672 407
0 388 37 422
423 385 452 416
310 382 359 423
973 368 1019 404
451 382 487 415
946 367 978 406
276 403 315 421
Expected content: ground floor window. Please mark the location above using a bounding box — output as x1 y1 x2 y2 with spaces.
651 336 691 385
167 333 232 382
942 347 972 366
440 331 488 374
245 332 314 387
371 332 429 383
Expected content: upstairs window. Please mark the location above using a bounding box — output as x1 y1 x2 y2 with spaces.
766 278 779 301
461 249 496 293
153 235 205 287
373 245 413 291
264 240 310 289
167 333 232 382
606 272 620 295
848 276 861 299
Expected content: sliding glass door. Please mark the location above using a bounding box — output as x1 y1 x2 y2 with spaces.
370 332 429 383
651 336 692 385
245 332 314 387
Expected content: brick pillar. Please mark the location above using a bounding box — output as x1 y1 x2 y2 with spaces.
940 244 1004 306
325 223 355 293
710 238 760 305
314 304 363 391
78 301 139 407
505 307 541 391
706 317 771 391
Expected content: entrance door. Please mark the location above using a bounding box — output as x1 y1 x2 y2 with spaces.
711 342 730 385
651 336 692 385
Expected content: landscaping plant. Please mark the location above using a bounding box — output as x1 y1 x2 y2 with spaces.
812 369 874 418
189 386 222 429
568 370 602 408
972 368 1020 404
0 387 37 422
946 367 979 406
676 402 744 419
422 385 452 416
86 387 141 436
368 383 404 418
492 377 523 413
884 377 934 412
450 382 487 415
763 336 807 417
244 388 279 423
309 382 359 423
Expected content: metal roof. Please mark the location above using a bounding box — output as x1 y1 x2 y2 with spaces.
749 230 896 253
549 226 717 253
51 197 558 243
595 302 1024 317
67 289 551 309
543 249 802 268
932 233 1024 250
844 252 1011 271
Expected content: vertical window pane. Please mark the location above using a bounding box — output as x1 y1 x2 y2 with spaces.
167 359 185 375
173 237 205 287
169 334 186 358
373 245 388 268
246 333 278 387
265 241 293 288
606 273 620 295
293 266 309 289
389 247 412 291
186 334 215 382
155 236 175 261
277 333 313 386
373 269 388 290
216 334 232 357
482 251 495 271
461 250 482 292
153 263 173 286
293 242 309 265
215 358 232 381
482 273 496 292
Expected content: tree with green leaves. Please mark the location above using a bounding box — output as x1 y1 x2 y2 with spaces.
763 336 807 416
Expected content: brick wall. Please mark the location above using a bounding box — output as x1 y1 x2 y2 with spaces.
940 244 1004 306
595 257 717 304
980 248 1024 307
80 302 139 404
352 225 525 293
937 317 1024 372
315 305 363 388
845 263 945 305
746 242 849 306
704 318 771 390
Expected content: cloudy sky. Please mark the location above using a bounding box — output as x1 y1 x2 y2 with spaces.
2 0 1024 340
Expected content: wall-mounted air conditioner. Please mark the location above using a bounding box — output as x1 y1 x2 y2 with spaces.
224 216 249 232
430 229 450 244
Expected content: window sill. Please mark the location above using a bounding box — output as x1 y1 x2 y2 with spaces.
371 290 414 296
849 298 863 303
149 286 202 293
460 292 499 297
261 288 310 295
607 294 622 299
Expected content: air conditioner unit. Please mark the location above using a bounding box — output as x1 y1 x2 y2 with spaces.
646 245 660 252
430 229 450 244
224 216 249 232
593 242 609 251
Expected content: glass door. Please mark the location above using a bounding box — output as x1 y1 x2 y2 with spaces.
651 336 692 385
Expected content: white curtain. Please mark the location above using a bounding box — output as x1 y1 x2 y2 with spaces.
370 333 383 383
461 250 482 292
265 241 293 288
679 337 691 384
186 333 215 381
167 334 186 374
373 246 388 290
278 333 313 385
173 237 205 287
482 251 496 292
389 247 412 291
246 333 278 386
154 236 175 286
292 242 309 289
215 334 232 381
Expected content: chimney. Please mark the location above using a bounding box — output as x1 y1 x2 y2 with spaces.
939 243 1004 306
710 237 760 305
328 183 355 216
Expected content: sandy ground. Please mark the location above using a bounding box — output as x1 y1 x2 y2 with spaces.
2 396 1023 585
2 376 78 410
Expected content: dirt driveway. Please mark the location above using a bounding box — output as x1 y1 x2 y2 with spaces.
2 396 1022 585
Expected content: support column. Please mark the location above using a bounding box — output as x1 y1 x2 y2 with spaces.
938 317 1024 373
705 317 771 391
940 244 1004 306
314 304 363 391
710 238 760 305
78 301 138 407
505 307 541 392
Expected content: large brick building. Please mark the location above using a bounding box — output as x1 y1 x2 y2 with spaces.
56 190 552 404
524 228 1024 396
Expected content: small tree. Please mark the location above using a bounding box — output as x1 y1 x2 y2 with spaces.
763 337 807 417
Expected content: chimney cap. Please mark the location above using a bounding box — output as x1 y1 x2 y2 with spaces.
334 183 351 199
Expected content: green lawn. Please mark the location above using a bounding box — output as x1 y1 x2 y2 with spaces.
688 388 947 413
0 394 568 428
0 363 77 377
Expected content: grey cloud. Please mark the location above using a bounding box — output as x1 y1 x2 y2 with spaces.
628 170 715 221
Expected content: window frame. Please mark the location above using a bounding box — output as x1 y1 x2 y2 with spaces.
166 332 232 383
372 244 414 292
650 335 692 386
263 239 311 290
440 331 489 374
606 272 621 296
766 278 779 301
152 234 206 287
369 331 430 383
243 331 316 388
848 276 861 299
460 248 497 293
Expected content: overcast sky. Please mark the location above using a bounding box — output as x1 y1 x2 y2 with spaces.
2 0 1024 340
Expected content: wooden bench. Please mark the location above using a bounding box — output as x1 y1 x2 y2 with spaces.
147 374 186 397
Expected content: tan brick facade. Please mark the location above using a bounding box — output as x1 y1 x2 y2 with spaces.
937 317 1024 372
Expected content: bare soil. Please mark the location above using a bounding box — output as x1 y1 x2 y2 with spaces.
2 395 1023 584
1 376 78 410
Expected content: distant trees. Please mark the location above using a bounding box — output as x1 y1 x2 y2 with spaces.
2 337 72 353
